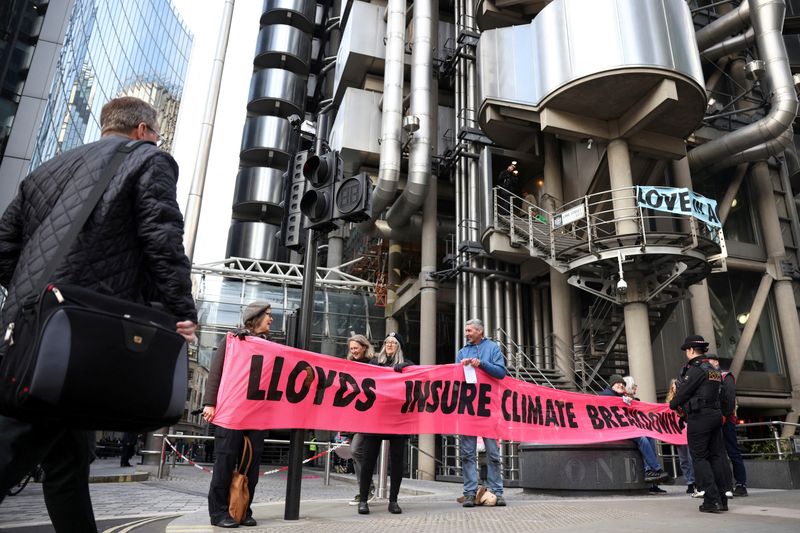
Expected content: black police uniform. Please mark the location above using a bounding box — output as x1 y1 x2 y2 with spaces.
669 356 728 511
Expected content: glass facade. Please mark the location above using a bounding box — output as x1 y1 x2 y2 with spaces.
194 275 388 370
30 0 191 166
0 0 46 159
707 271 783 374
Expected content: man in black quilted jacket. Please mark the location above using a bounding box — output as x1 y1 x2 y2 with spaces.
0 96 197 532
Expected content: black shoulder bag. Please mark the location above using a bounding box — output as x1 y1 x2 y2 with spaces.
0 140 188 431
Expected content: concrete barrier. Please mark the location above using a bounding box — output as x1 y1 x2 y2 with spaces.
744 460 800 489
519 441 649 491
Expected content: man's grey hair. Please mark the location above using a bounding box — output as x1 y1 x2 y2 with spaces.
465 318 484 332
100 96 158 134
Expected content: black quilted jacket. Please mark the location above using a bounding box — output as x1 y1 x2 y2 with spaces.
0 135 197 326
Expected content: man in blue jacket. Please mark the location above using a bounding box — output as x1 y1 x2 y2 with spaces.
456 318 507 507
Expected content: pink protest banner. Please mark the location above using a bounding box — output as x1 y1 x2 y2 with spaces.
212 335 687 445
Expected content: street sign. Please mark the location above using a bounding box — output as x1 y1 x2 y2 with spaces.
553 204 585 228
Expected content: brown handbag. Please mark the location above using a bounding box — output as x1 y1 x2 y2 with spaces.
229 435 253 524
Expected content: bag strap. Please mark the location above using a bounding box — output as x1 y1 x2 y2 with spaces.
31 140 148 294
236 435 253 475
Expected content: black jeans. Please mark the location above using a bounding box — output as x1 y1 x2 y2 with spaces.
687 409 728 506
207 427 264 523
359 435 406 503
722 420 747 485
0 415 97 532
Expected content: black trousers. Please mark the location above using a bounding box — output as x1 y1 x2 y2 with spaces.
0 415 97 532
687 409 728 506
359 435 406 503
207 427 264 523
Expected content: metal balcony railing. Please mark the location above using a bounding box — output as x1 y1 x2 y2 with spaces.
492 186 727 275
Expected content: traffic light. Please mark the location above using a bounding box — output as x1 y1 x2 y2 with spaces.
300 150 341 231
333 172 372 222
279 151 310 250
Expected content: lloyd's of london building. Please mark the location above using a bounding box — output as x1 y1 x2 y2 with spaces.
198 0 800 482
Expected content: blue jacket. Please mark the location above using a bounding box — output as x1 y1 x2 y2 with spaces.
455 337 507 379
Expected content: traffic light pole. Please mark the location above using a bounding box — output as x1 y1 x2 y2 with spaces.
284 228 318 520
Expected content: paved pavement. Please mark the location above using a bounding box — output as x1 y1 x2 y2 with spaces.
2 459 799 532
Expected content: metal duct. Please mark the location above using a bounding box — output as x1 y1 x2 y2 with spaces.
253 24 313 72
705 127 794 175
367 0 407 222
239 115 293 168
386 0 434 228
247 68 307 118
696 0 751 51
702 27 756 61
374 215 456 241
689 0 799 173
260 0 316 33
229 0 316 261
227 221 282 260
231 166 285 223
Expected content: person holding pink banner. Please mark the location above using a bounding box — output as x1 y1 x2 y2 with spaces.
202 301 273 528
357 332 413 516
456 319 507 508
345 334 377 506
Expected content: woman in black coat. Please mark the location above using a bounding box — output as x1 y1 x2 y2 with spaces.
357 332 413 516
202 301 272 528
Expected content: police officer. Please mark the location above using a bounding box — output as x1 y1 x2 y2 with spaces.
669 335 728 513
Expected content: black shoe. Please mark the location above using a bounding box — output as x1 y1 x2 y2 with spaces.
358 501 370 515
462 497 475 508
388 501 402 514
121 462 132 467
686 483 695 494
649 486 667 494
698 502 722 513
242 516 257 526
212 516 239 528
733 484 748 497
644 470 668 482
495 495 506 507
719 501 729 512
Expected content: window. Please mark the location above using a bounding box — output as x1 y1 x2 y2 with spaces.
707 271 783 373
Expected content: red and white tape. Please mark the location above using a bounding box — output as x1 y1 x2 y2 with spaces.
162 437 348 476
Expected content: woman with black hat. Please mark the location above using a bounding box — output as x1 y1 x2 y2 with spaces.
356 332 414 516
202 301 273 528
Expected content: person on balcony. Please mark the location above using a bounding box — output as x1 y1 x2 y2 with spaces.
496 162 519 214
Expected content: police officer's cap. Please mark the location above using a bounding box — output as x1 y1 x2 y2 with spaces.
680 335 709 351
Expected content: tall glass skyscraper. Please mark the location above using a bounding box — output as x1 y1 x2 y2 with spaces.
30 0 192 168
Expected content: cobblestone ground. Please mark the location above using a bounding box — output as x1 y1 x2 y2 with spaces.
0 459 389 529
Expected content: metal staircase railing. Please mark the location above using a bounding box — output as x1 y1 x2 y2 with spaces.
494 328 562 389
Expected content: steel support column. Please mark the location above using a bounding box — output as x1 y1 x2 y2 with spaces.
671 156 718 353
543 134 574 383
608 138 656 402
752 161 800 436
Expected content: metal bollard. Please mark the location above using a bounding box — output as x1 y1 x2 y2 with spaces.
324 441 332 486
772 424 784 460
158 436 167 479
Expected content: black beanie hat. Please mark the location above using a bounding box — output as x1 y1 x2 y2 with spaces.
385 332 404 350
